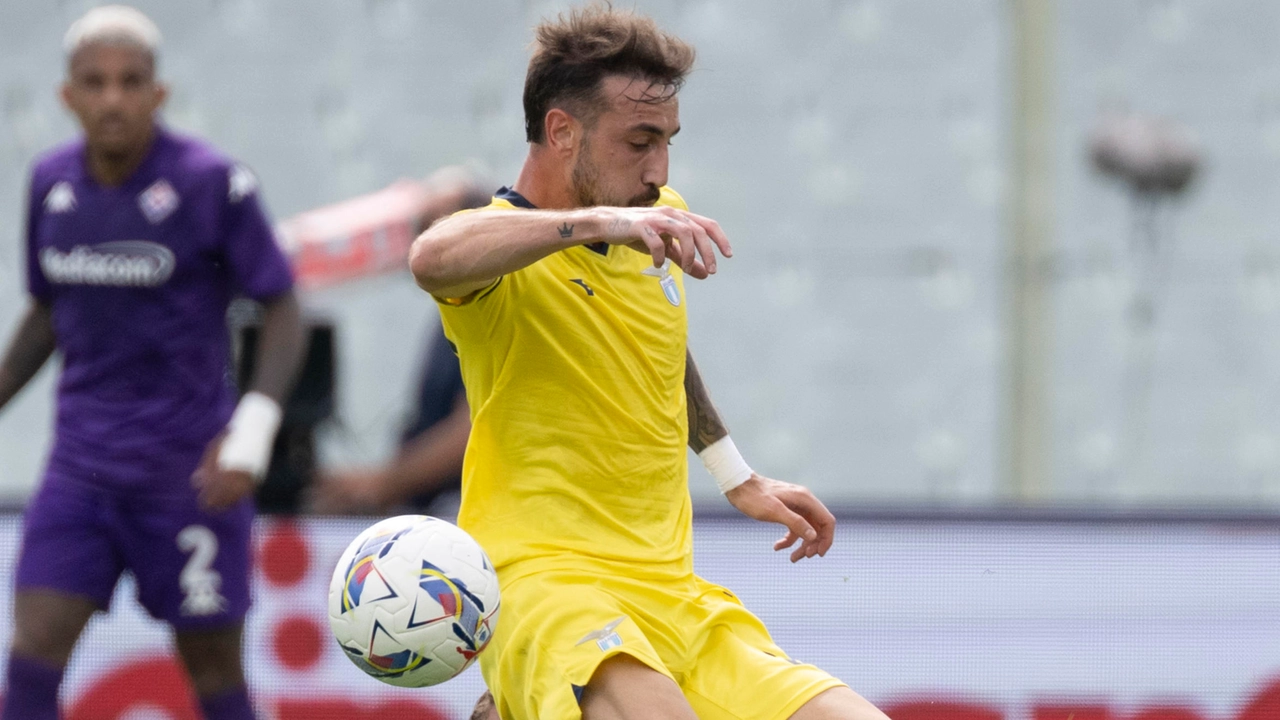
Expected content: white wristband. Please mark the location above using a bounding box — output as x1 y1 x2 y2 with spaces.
217 391 283 482
699 436 754 494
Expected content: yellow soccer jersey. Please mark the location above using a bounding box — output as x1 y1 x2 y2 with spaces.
436 186 693 579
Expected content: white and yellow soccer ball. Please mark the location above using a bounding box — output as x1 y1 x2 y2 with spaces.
328 515 501 687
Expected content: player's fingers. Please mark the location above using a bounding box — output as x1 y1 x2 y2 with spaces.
662 217 697 274
639 224 666 268
774 503 818 559
801 496 837 556
192 432 225 491
773 530 799 551
687 218 717 275
683 211 732 259
791 543 809 563
817 516 836 556
197 483 220 510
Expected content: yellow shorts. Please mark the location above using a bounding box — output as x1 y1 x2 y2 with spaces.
480 562 845 720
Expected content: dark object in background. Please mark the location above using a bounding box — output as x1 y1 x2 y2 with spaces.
1089 112 1201 195
238 322 335 513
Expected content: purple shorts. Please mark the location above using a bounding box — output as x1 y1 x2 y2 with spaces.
14 472 253 631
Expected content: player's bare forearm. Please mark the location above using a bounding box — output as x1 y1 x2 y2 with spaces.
382 395 470 505
0 302 56 412
684 349 729 453
684 349 837 561
409 208 603 298
248 290 305 403
411 204 733 298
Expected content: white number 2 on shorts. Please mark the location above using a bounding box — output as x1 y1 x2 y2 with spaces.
177 525 228 617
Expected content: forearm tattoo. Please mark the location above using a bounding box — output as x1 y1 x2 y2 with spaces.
607 216 632 235
684 349 729 453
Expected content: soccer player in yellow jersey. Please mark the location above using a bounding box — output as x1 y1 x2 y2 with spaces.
411 6 892 720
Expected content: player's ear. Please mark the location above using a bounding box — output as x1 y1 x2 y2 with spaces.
544 108 580 158
152 81 169 112
59 81 74 111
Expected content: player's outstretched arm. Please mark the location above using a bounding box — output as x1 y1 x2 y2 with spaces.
0 301 55 414
685 350 836 562
409 204 731 299
193 290 306 510
312 393 470 513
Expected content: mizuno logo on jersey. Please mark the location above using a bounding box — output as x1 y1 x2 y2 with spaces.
44 182 76 213
40 241 176 287
138 179 180 224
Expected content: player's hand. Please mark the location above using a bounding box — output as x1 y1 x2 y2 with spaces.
724 474 836 563
309 468 388 514
191 432 257 511
598 206 732 280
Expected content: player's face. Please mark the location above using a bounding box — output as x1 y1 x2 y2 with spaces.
571 74 680 208
61 43 165 157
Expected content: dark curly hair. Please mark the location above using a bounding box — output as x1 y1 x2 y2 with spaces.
524 3 695 143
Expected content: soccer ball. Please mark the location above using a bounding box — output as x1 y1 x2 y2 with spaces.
328 515 501 687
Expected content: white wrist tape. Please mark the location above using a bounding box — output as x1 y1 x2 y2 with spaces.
699 436 753 494
217 391 283 481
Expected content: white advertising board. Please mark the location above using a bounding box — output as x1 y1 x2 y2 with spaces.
0 515 1276 719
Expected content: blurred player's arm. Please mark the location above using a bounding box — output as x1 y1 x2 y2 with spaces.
684 349 835 562
409 205 730 299
0 302 55 413
195 290 305 510
314 392 470 512
366 392 469 504
246 290 305 403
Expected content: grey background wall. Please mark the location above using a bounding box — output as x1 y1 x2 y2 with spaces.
0 0 1275 508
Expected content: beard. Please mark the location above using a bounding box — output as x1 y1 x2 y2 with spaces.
571 141 662 208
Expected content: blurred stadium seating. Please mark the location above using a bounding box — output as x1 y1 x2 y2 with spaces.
1 1 1279 718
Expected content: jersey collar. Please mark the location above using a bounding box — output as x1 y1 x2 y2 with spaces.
495 186 609 257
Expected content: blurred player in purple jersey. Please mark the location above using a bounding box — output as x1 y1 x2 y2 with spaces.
0 6 304 719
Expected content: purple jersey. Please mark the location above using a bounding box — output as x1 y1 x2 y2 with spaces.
24 126 293 490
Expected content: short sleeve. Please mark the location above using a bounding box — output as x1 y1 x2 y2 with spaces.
219 164 294 301
25 179 52 303
657 185 689 211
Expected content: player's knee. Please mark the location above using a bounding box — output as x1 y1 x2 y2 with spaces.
10 591 96 665
470 690 499 720
788 686 892 720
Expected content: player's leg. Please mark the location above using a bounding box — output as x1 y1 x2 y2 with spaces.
122 486 256 720
479 569 688 720
4 478 123 720
174 623 254 719
681 577 884 720
579 654 699 720
2 591 98 720
470 690 499 720
788 686 892 720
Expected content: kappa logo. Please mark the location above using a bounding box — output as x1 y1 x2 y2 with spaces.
138 179 180 224
641 259 681 306
228 164 258 203
575 616 626 652
44 182 77 213
569 278 595 296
